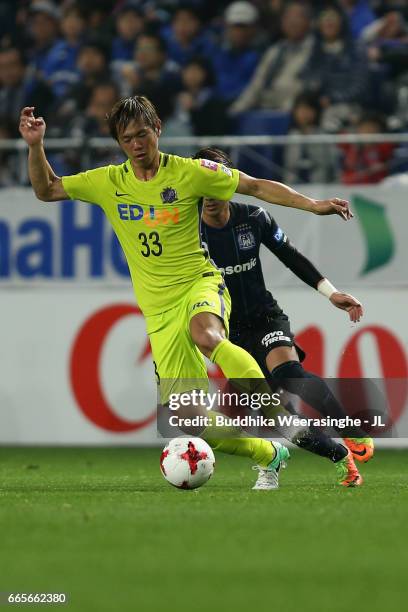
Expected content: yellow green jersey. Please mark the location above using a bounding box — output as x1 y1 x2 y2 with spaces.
62 154 239 315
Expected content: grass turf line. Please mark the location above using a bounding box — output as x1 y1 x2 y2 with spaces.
0 448 407 612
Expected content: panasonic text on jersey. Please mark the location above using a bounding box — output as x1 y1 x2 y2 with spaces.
219 258 257 276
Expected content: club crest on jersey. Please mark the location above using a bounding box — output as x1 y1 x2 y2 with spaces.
160 187 178 204
237 230 256 250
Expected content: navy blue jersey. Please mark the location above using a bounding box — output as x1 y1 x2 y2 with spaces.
201 202 323 328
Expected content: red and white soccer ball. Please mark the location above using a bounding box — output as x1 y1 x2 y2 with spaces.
160 438 215 489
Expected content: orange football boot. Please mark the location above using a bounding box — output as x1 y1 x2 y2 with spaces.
344 437 374 463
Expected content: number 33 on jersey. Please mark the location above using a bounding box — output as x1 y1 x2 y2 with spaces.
62 154 239 316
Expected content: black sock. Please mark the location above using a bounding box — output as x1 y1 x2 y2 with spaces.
292 426 347 463
269 360 365 437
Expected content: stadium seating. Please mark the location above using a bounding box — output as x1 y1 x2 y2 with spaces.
235 110 291 180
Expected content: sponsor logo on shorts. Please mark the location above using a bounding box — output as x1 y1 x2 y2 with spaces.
200 159 218 171
237 230 256 250
192 300 216 311
219 257 257 276
261 330 291 347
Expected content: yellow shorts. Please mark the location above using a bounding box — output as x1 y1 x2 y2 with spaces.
145 272 230 403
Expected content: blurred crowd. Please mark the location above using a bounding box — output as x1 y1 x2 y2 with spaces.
1 0 408 185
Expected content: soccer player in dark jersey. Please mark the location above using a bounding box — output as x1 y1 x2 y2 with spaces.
196 147 374 487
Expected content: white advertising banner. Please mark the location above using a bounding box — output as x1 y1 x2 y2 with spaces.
0 288 407 444
0 186 407 288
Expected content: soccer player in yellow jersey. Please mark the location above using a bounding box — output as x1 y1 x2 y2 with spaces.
19 97 353 489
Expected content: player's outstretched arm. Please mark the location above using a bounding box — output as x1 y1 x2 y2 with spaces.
19 107 68 202
265 229 362 322
237 172 352 220
264 223 363 322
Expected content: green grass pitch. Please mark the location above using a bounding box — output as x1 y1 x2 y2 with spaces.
0 447 407 612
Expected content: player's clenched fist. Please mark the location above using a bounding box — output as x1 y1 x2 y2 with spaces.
19 107 46 146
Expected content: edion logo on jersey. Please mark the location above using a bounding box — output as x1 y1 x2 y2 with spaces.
219 257 257 275
261 331 291 347
117 203 179 226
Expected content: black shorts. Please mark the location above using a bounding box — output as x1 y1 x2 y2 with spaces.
229 310 305 377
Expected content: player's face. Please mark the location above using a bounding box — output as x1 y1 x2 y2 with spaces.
202 198 229 218
117 119 160 167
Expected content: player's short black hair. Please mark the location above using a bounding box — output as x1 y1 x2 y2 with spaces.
193 147 233 168
107 95 160 140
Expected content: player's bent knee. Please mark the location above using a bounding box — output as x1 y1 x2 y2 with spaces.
193 328 224 357
266 346 299 372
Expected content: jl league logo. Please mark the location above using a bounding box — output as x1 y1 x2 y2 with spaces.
161 187 178 204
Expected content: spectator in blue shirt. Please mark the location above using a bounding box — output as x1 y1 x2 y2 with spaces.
53 39 111 131
41 4 87 99
212 1 262 104
27 1 62 77
160 5 214 67
111 2 146 65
